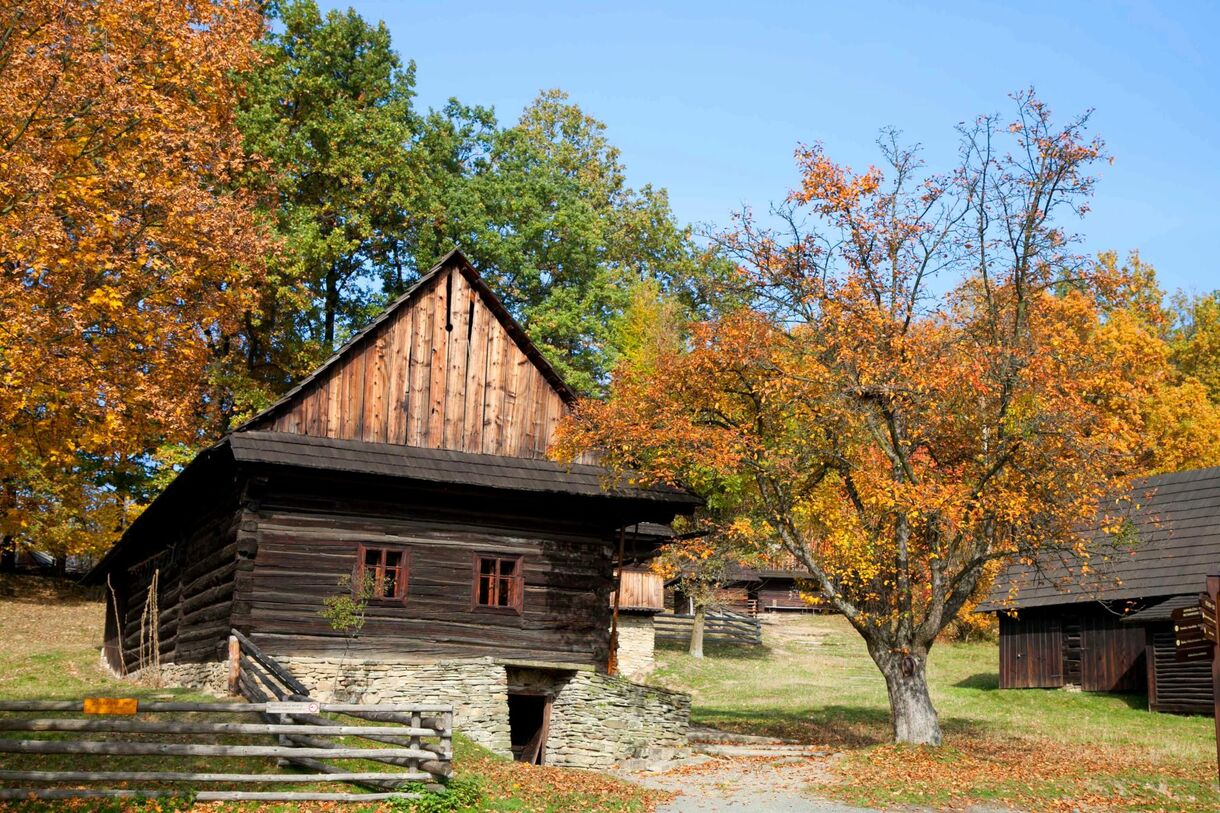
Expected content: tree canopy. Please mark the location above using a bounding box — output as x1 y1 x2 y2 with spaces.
0 0 268 560
555 92 1220 745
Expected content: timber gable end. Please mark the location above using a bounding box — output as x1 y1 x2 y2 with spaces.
243 250 576 460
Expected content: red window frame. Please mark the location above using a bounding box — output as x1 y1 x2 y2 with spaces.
472 553 524 613
356 544 410 604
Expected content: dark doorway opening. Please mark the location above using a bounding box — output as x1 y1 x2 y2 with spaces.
507 692 550 764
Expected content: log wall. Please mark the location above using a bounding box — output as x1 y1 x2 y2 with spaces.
107 486 241 671
1146 624 1215 715
249 266 571 460
233 471 618 666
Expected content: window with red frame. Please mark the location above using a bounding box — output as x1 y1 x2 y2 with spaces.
357 545 409 602
473 554 523 611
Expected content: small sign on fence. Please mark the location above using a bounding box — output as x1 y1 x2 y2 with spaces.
82 698 138 715
266 701 320 714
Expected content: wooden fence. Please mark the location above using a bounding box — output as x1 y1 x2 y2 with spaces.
0 629 453 802
654 610 763 646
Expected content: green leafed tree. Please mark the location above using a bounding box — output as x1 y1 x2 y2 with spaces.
235 0 420 398
414 90 722 395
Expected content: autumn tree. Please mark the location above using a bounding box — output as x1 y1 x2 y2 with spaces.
557 92 1220 745
1170 290 1220 405
0 1 268 561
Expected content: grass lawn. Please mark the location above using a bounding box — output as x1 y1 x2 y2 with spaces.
652 613 1220 812
0 575 662 813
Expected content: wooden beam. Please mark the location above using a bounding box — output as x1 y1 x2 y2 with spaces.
0 770 431 784
0 719 443 737
0 740 439 760
230 628 311 696
0 789 422 802
0 700 453 713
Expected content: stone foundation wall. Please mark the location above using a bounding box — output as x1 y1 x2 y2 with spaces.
547 671 689 768
124 651 689 770
615 614 656 679
112 656 229 696
279 655 511 755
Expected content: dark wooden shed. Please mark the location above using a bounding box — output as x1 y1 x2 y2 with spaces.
980 466 1220 714
85 249 698 680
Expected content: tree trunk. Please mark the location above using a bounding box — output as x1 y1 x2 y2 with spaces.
0 535 15 573
878 652 941 745
324 262 339 349
689 605 706 658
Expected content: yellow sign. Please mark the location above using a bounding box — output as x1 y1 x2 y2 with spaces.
83 697 138 715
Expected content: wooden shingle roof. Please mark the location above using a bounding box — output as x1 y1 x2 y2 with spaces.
979 466 1220 611
228 431 699 506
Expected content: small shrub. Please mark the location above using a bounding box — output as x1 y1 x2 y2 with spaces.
389 776 482 812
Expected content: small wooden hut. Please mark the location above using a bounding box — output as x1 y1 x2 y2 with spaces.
979 466 1220 715
85 250 697 766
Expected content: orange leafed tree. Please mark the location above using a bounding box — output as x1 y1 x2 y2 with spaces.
0 1 269 560
556 92 1220 745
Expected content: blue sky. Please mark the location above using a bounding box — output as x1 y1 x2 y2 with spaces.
321 1 1218 293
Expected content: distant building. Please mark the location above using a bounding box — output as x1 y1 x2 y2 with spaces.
979 467 1219 715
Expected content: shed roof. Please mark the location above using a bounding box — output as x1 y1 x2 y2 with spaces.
979 466 1220 612
230 431 698 505
1120 593 1201 625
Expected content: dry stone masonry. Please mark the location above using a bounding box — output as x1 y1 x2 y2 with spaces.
120 650 690 770
615 615 657 679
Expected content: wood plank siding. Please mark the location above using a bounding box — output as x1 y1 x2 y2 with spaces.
998 611 1064 689
998 606 1146 692
247 261 572 460
613 568 664 612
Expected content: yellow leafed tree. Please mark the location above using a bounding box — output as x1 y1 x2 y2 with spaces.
0 0 269 563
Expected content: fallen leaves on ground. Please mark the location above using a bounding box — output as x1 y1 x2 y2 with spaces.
823 735 1220 812
462 753 669 812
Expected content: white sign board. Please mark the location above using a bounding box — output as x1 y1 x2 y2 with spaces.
265 701 320 714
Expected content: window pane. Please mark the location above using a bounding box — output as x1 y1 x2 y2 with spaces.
479 557 496 576
500 559 516 577
496 577 511 606
381 571 397 598
478 574 493 605
364 548 381 567
385 551 403 568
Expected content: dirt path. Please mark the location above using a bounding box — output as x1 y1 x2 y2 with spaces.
624 752 886 813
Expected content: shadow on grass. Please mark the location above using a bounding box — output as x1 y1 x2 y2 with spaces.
655 640 772 661
954 672 1000 690
0 574 102 605
692 704 993 750
1110 692 1152 711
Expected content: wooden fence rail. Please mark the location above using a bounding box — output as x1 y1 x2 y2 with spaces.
0 630 454 802
654 610 763 646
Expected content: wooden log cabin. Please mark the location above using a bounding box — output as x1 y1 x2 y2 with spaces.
978 466 1220 715
85 250 698 767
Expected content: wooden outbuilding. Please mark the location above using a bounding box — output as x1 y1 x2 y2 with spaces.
980 466 1220 715
84 250 697 766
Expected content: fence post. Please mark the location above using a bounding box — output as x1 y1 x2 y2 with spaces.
227 635 240 696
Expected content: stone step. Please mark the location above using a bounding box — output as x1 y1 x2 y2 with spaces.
687 726 794 745
694 743 831 758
